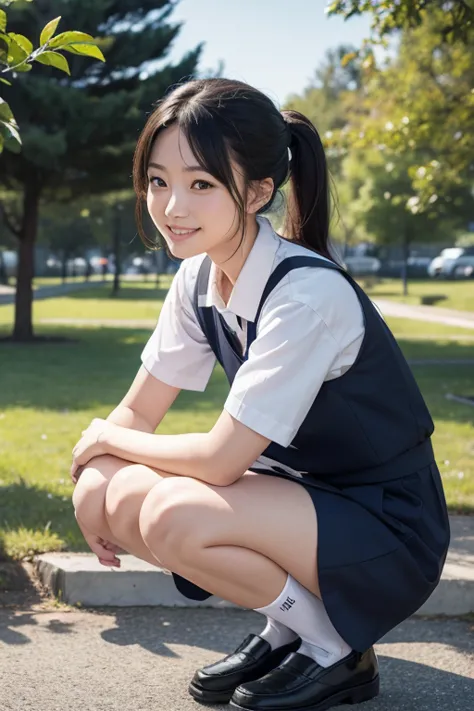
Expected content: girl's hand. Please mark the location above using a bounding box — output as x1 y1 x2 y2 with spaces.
85 530 122 568
71 418 112 482
75 515 122 568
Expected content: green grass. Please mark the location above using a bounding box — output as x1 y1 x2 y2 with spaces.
32 275 113 287
361 277 474 312
0 279 173 324
0 302 472 560
1 278 473 326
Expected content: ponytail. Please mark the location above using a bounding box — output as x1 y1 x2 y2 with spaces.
281 110 332 261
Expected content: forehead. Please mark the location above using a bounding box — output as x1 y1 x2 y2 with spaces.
149 125 196 166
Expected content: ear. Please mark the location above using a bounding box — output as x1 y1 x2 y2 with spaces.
246 178 274 214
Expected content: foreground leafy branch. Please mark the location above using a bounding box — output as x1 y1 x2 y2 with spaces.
0 9 105 153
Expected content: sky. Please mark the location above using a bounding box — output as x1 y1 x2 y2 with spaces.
164 0 372 107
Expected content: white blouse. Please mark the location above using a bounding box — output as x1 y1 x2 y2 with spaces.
141 217 365 449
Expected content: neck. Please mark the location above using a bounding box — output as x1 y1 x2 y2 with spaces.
207 216 259 288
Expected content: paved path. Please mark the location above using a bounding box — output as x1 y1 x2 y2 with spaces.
0 605 473 711
34 301 474 333
38 317 157 328
0 280 109 306
373 299 474 330
1 281 473 332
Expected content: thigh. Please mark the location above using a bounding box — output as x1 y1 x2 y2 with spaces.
143 472 320 597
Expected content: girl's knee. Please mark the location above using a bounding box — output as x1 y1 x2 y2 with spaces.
104 464 160 538
139 477 203 562
72 454 120 529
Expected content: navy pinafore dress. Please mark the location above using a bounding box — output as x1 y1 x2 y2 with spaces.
172 255 451 653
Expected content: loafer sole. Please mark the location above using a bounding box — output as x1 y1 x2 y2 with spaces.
188 679 234 704
229 674 380 711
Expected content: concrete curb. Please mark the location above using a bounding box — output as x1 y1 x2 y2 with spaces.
35 553 238 609
35 516 474 614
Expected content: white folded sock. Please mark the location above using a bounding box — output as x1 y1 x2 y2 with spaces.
257 616 299 650
254 574 352 668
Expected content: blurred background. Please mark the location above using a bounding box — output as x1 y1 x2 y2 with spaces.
0 0 472 561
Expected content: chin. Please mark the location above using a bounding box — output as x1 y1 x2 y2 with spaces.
167 242 204 260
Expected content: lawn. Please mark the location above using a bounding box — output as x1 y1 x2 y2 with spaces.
0 278 171 324
0 289 473 561
361 277 474 312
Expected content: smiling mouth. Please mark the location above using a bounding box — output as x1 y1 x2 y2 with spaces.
166 226 201 241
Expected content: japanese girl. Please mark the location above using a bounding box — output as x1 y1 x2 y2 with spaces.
71 78 450 711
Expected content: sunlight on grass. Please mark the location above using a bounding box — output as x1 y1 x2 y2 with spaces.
0 294 472 558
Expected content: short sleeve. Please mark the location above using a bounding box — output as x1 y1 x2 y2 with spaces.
141 258 216 391
224 301 343 447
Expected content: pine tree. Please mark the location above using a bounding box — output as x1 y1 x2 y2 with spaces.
0 0 201 340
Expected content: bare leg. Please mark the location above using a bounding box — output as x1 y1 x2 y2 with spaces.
72 454 174 566
138 472 320 609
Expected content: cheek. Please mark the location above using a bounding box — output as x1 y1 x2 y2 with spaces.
146 188 154 214
146 189 164 224
202 191 237 222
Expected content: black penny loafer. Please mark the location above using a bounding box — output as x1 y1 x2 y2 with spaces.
230 647 379 711
188 634 301 704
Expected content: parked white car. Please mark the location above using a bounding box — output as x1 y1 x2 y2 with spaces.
451 255 474 279
343 256 381 277
428 247 474 278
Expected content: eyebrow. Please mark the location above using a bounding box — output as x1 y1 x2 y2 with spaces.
148 162 208 173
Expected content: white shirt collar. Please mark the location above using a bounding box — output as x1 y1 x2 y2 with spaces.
206 216 279 322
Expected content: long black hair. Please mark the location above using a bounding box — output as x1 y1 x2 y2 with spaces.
133 78 332 260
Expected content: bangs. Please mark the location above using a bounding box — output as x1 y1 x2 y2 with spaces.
177 108 242 205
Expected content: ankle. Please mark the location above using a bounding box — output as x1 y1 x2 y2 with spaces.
258 617 299 650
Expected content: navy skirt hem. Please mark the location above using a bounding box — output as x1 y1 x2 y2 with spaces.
305 461 450 651
170 461 450 653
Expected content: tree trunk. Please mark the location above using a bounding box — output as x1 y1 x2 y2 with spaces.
112 206 121 296
0 252 8 285
401 232 409 297
13 179 41 341
61 250 68 284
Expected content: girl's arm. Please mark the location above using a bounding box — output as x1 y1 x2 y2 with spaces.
103 410 271 486
106 365 181 433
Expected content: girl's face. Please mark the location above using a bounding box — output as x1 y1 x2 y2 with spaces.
146 125 247 262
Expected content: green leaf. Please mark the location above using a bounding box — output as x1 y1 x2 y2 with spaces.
12 63 33 73
40 16 61 46
341 51 358 67
8 32 33 56
0 97 13 122
0 117 22 152
0 9 6 33
63 42 105 62
48 31 96 49
34 50 70 75
0 78 12 86
7 34 28 65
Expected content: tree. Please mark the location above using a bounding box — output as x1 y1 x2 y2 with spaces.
0 1 105 153
325 10 474 228
326 0 474 44
339 148 459 292
285 45 363 138
0 0 201 341
283 46 367 248
38 203 96 281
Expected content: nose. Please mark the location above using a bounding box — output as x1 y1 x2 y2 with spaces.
164 190 189 219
